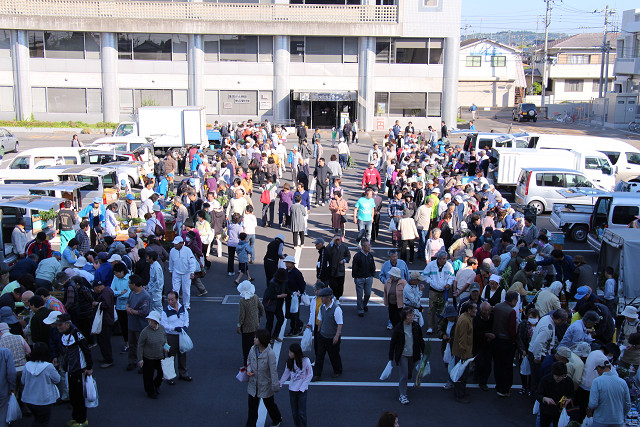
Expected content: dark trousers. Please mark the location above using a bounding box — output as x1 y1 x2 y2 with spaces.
452 356 469 398
278 204 290 226
313 325 319 357
142 357 163 396
314 335 342 377
241 332 254 367
227 246 236 273
68 371 86 423
289 390 308 427
116 310 128 344
246 394 282 427
261 202 275 227
575 386 590 421
265 303 284 339
97 324 113 364
264 260 278 285
492 339 516 394
177 158 186 175
528 352 541 394
34 278 52 291
293 231 304 247
26 403 52 427
167 334 188 377
315 183 327 204
371 213 381 242
329 276 345 300
475 348 493 386
388 303 401 327
400 239 415 263
128 330 141 364
76 317 92 345
540 412 562 427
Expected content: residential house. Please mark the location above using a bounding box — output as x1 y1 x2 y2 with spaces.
611 9 640 126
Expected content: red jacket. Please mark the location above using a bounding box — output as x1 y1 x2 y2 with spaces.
362 168 381 188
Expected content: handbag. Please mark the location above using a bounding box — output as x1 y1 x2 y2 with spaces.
443 343 453 364
91 303 103 335
154 219 165 237
161 357 177 380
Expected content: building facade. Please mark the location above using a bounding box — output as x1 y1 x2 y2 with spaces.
612 9 640 126
458 38 526 108
0 0 461 131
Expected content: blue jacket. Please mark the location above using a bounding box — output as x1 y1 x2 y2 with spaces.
0 348 15 399
236 240 251 263
94 262 114 287
157 178 168 198
191 154 202 172
379 259 410 284
294 190 310 210
79 203 106 229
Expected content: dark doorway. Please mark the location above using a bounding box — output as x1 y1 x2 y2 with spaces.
311 101 337 129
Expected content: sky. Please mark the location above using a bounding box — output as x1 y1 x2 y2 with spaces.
461 0 638 36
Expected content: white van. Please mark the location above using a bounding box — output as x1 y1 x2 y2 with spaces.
4 147 89 170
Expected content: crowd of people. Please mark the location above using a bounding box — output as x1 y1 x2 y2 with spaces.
0 117 635 427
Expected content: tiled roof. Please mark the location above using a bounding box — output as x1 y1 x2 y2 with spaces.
548 32 618 49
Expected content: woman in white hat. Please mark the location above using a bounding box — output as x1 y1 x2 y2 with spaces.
618 306 640 347
237 281 265 366
483 274 506 307
384 267 407 328
137 311 167 399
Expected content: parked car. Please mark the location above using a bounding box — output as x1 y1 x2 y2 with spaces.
3 147 89 171
0 128 18 153
512 103 537 122
549 187 612 242
587 193 640 252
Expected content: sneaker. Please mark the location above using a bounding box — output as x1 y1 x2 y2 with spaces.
71 421 89 427
479 384 489 392
198 291 209 297
386 321 393 330
399 395 409 405
228 272 234 276
119 345 129 354
518 388 528 395
100 362 113 369
455 396 471 404
443 381 454 390
426 328 433 334
364 305 368 312
496 391 511 397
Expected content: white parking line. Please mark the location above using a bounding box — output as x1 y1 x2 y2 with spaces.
300 381 521 389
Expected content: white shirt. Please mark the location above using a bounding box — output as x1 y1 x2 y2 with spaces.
337 142 350 155
140 187 154 203
242 214 257 235
317 299 344 325
72 268 94 283
581 351 616 391
11 226 30 256
168 246 198 276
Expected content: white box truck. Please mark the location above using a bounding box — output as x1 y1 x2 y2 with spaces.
94 106 207 151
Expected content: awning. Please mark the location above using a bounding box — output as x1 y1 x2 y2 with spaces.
0 195 67 211
28 182 91 192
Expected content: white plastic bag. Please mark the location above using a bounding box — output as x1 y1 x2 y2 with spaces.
520 356 531 376
6 393 21 423
91 303 103 335
449 357 474 383
443 343 453 365
582 416 594 427
236 366 249 382
379 361 393 381
388 219 397 231
161 357 177 380
179 330 194 353
557 408 570 427
532 401 540 415
301 328 313 353
290 293 299 314
83 375 99 408
300 293 311 306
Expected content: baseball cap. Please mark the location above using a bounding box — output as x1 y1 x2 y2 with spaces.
126 194 135 201
173 236 184 244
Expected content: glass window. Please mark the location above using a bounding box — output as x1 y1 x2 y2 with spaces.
601 151 621 165
72 175 99 191
47 88 86 113
258 36 273 62
220 90 257 115
568 54 590 64
32 87 46 113
44 32 85 59
585 157 601 169
134 89 172 108
618 39 624 59
626 152 640 165
205 90 219 115
306 37 342 63
376 39 391 63
62 157 78 165
103 173 116 188
0 87 13 112
9 157 29 170
541 173 565 187
427 92 441 117
219 36 257 62
565 173 592 188
565 80 584 92
118 34 132 60
28 31 44 58
173 89 188 106
395 39 428 64
290 37 304 63
428 38 443 64
389 92 426 117
33 157 55 166
119 89 134 115
203 36 219 61
375 92 388 116
86 88 102 114
424 0 438 5
612 205 639 225
133 34 172 60
258 91 273 115
466 56 481 67
343 38 358 63
85 33 101 59
491 55 506 67
0 30 11 59
172 34 187 61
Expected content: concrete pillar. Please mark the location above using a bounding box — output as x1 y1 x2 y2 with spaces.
442 36 460 129
11 30 32 121
101 32 119 123
273 35 290 123
358 36 375 131
188 34 204 106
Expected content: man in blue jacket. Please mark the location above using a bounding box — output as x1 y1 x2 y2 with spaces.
79 198 105 247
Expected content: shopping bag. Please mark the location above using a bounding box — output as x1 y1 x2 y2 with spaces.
300 293 311 306
379 361 393 380
236 366 249 383
388 219 397 231
179 330 194 353
290 293 299 314
520 356 531 376
83 374 99 408
301 328 313 353
161 357 177 380
415 354 431 387
6 393 21 423
443 343 453 365
582 417 594 427
449 357 475 383
557 408 570 427
91 303 103 335
532 401 540 415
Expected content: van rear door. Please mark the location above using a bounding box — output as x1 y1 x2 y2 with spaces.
587 196 612 251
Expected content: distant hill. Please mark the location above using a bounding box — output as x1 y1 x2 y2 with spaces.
463 31 568 49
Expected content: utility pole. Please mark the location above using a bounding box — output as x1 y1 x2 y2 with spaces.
597 6 615 98
541 0 552 113
461 24 470 41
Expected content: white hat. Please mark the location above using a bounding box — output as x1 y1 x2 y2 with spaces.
489 274 501 283
211 200 221 209
74 256 88 268
443 193 452 199
237 281 256 300
43 311 62 325
432 188 441 194
108 254 122 263
153 205 161 212
93 197 102 204
388 267 402 278
146 311 161 323
173 236 184 244
284 255 296 264
622 306 639 319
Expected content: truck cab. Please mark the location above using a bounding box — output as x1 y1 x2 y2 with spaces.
587 193 640 251
56 166 118 205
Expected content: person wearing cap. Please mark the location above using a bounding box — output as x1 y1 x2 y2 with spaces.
362 161 381 192
587 357 630 426
336 137 350 170
0 319 29 368
352 240 376 317
34 251 62 290
172 197 189 234
312 287 343 381
51 312 92 425
162 291 192 383
56 199 77 254
236 277 264 367
618 306 640 347
103 202 119 237
389 307 425 405
453 257 479 303
539 345 572 381
573 285 599 315
137 311 167 399
27 294 51 345
384 267 407 329
450 300 477 403
283 255 306 337
190 150 203 177
168 236 198 311
92 277 115 368
93 251 114 288
422 252 454 334
313 238 330 283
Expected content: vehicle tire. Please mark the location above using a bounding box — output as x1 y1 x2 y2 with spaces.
527 200 545 215
570 225 588 242
518 116 523 122
533 118 537 123
128 177 136 190
13 142 18 153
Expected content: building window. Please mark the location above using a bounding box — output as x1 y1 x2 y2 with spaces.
491 55 506 67
220 36 257 62
0 87 14 112
617 39 624 59
47 88 87 114
172 35 188 61
204 36 219 62
173 90 188 106
220 90 257 115
376 39 391 63
27 31 44 58
636 35 640 58
390 92 426 117
205 90 219 115
343 37 358 63
424 0 438 5
133 34 172 61
118 34 133 60
565 79 584 92
86 88 102 113
258 36 273 62
44 32 85 59
85 33 101 60
428 39 443 64
466 56 481 67
395 39 428 64
376 38 442 64
290 37 304 63
375 92 388 116
568 54 590 64
306 37 343 63
0 30 10 59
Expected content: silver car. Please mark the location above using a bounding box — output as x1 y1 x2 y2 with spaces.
0 128 18 153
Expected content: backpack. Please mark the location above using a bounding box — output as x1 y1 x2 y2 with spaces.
153 219 165 237
260 185 274 205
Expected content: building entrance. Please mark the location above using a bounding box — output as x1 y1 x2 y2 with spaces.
290 91 357 129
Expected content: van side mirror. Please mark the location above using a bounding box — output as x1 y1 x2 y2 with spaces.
602 164 613 175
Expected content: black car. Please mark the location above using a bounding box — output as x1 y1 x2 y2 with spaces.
512 103 537 122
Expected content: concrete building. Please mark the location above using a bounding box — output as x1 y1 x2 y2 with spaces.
458 38 526 108
612 9 640 126
0 0 461 131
